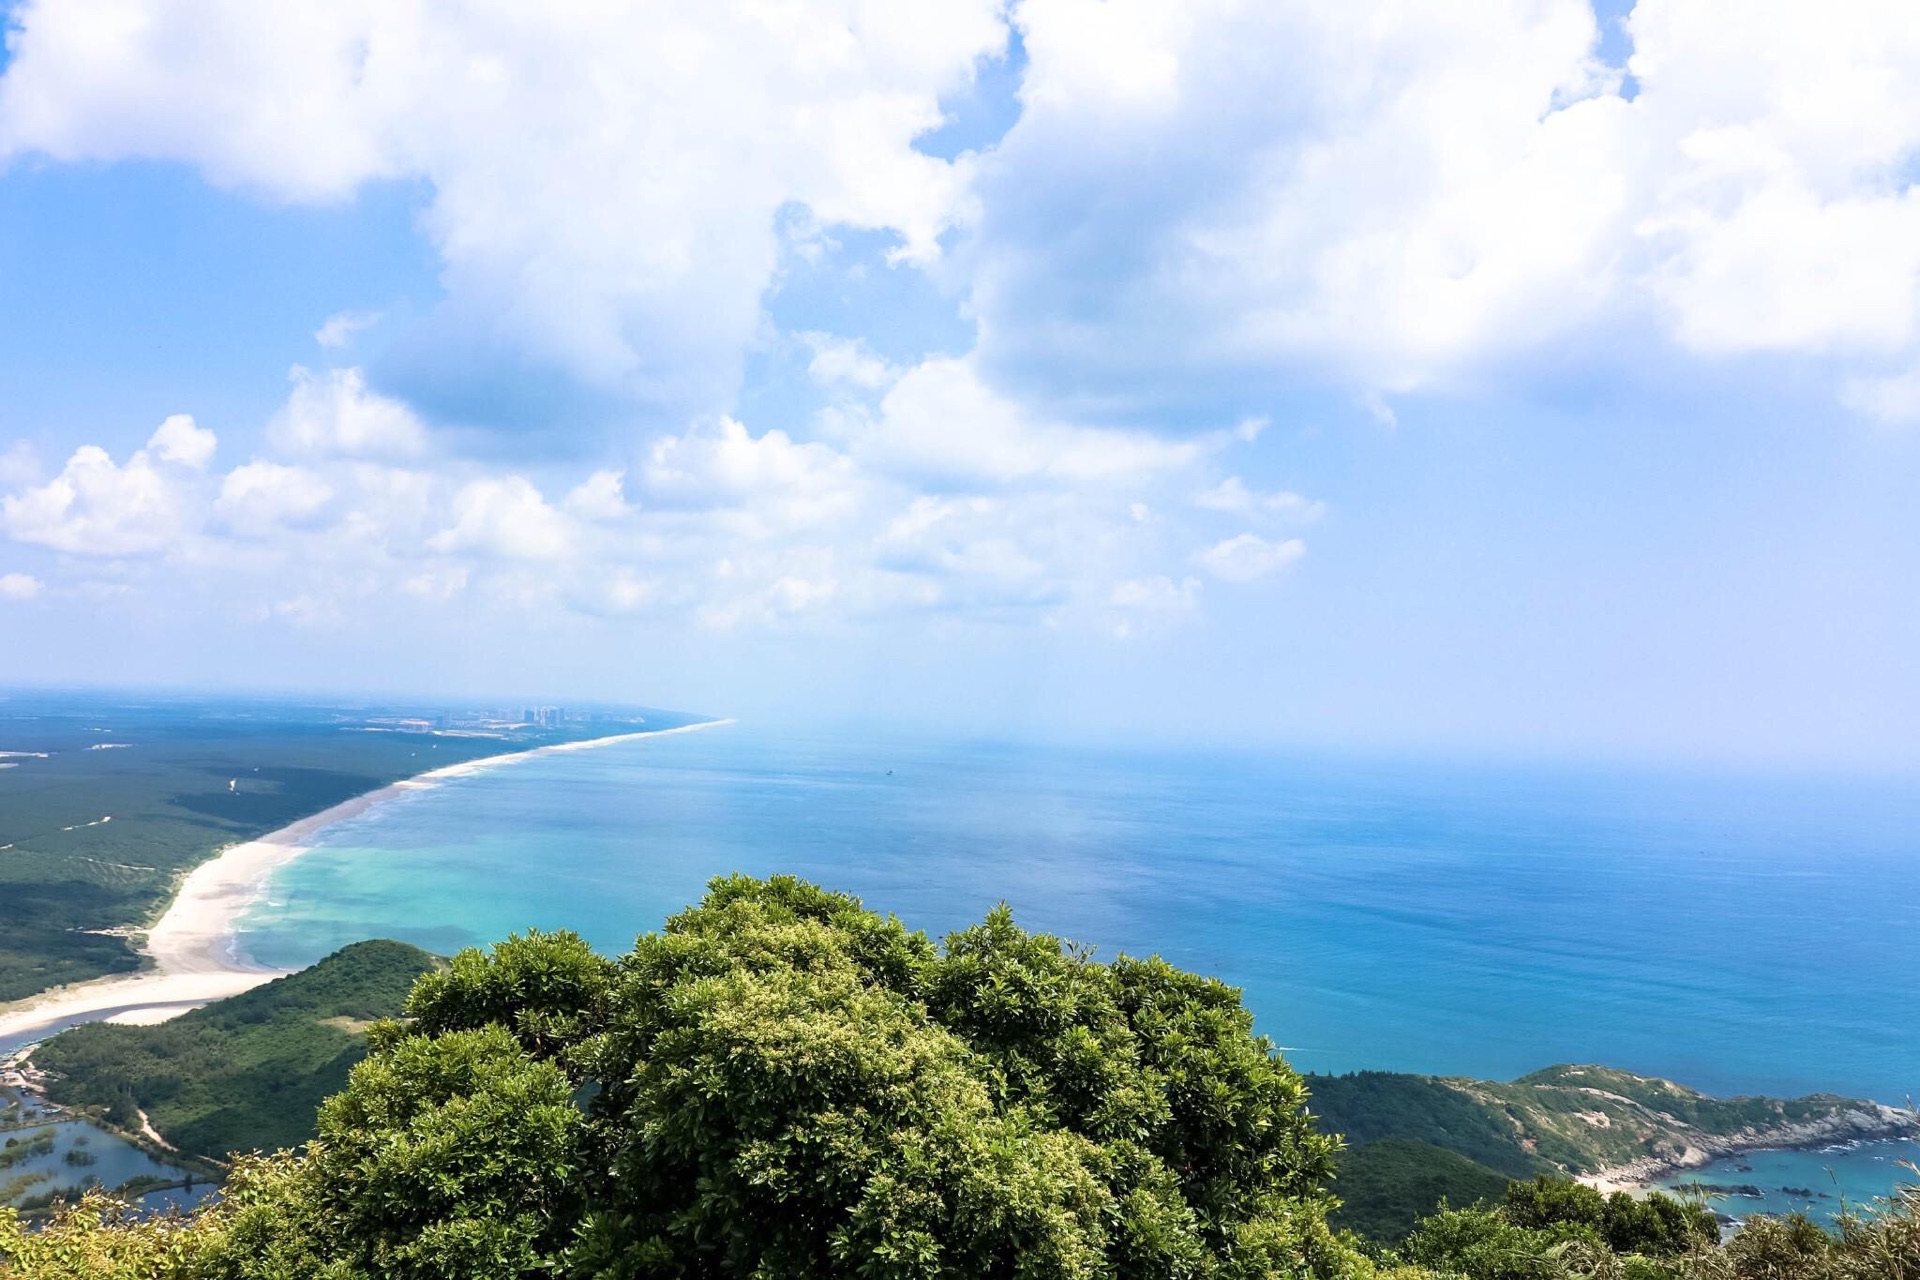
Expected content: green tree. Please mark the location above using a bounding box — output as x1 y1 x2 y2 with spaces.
1501 1177 1716 1258
207 875 1372 1280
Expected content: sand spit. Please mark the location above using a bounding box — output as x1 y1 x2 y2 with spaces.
0 719 735 1047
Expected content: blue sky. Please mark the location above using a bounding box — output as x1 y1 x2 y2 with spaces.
2 0 1919 771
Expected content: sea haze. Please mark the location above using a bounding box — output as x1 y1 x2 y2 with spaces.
237 724 1920 1213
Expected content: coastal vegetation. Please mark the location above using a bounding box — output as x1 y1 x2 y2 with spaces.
0 695 683 999
3 877 1917 1279
31 941 437 1164
1306 1065 1914 1197
1330 1141 1514 1242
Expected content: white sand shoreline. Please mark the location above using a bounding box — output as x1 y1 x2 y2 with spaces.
0 718 735 1048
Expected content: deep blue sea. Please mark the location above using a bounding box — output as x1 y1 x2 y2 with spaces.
237 725 1920 1222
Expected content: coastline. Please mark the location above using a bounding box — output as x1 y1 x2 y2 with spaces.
1579 1103 1920 1195
0 718 735 1049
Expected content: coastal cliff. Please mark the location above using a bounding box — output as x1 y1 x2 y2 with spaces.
1311 1063 1920 1198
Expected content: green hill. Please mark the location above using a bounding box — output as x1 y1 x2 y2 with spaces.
32 941 439 1163
1330 1139 1513 1242
1308 1069 1554 1179
1308 1063 1918 1184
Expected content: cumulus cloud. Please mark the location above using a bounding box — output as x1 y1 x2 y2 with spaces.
969 0 1920 416
0 572 41 601
147 414 217 468
8 0 1917 430
428 477 574 561
643 417 861 531
216 462 334 536
0 0 1005 409
842 357 1202 485
270 366 428 458
563 470 632 522
0 368 1255 636
801 332 900 391
1197 533 1306 583
1 417 216 555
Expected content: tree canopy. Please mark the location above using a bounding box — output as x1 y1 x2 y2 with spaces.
5 876 1916 1280
201 875 1373 1279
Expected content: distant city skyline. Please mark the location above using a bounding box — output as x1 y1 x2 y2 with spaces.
4 0 1920 771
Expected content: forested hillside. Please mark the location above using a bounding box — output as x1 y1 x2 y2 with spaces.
1308 1064 1916 1193
32 942 437 1163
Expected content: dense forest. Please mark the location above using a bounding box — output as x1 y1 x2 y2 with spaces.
4 877 1916 1278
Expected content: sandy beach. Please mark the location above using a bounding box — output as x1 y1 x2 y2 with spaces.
0 719 733 1049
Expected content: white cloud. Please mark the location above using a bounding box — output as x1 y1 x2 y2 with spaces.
216 462 334 536
847 357 1202 485
7 0 1920 431
643 417 861 531
1196 477 1325 522
0 572 41 601
801 332 899 391
1197 533 1306 583
147 414 217 468
1628 0 1920 358
974 0 1627 396
0 416 217 555
967 0 1920 417
564 470 631 522
0 371 1248 637
428 477 573 561
271 366 428 458
0 0 1006 407
314 309 380 348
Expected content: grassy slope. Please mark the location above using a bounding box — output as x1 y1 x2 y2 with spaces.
1330 1139 1513 1242
0 693 686 1000
1308 1064 1907 1184
32 941 439 1163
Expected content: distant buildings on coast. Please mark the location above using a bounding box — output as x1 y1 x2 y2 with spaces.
349 704 641 735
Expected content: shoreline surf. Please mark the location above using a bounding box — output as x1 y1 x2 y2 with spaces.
0 718 735 1049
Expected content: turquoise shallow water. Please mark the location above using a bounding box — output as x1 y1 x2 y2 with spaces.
1656 1139 1920 1225
238 725 1920 1218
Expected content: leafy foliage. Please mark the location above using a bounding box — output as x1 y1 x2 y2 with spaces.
0 1194 221 1279
1499 1177 1717 1258
207 876 1372 1279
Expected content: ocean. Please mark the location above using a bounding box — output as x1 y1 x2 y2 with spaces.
236 724 1920 1221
